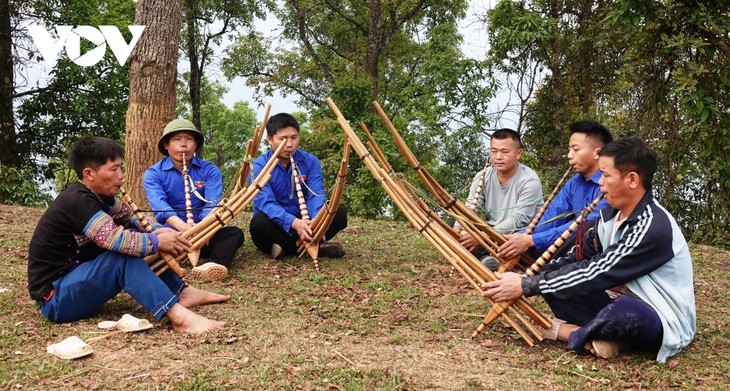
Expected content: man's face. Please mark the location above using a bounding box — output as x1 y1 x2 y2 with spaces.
267 126 300 160
567 132 601 176
164 131 198 163
84 156 124 196
489 137 522 175
598 156 633 211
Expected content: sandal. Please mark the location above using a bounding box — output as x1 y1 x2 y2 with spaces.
47 336 93 359
190 263 228 281
98 314 154 332
587 339 620 359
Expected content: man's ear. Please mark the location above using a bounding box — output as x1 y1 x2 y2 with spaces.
593 147 602 160
81 166 94 181
628 172 641 189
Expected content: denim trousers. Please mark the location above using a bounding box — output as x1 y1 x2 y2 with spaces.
39 251 185 322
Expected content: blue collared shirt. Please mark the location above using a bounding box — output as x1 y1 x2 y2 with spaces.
530 169 607 252
143 155 222 224
251 149 326 235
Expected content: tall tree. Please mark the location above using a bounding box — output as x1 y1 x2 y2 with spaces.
176 75 258 188
180 0 268 130
0 0 15 167
486 0 624 171
485 0 730 246
605 1 730 246
223 0 498 217
124 0 184 205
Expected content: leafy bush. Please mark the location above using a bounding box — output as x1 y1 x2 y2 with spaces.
0 167 52 207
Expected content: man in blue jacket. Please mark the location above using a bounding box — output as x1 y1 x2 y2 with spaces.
497 120 612 260
482 137 695 362
144 119 244 281
249 113 348 259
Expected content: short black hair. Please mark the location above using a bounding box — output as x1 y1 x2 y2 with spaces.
491 128 522 149
69 136 124 178
599 136 657 190
569 120 613 147
266 113 300 137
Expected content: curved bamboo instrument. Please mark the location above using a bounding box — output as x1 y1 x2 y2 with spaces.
291 154 320 271
471 193 605 338
120 188 185 278
372 100 534 273
144 141 287 269
296 137 351 258
233 104 272 194
498 166 573 272
182 153 201 266
327 97 549 346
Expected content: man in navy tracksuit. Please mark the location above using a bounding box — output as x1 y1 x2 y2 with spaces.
483 137 695 362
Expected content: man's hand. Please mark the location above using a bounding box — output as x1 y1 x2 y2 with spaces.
497 233 534 260
481 272 524 302
167 216 194 233
457 230 478 252
292 218 313 242
153 227 178 235
156 231 192 256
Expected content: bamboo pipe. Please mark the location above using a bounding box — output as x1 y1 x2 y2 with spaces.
291 155 310 221
120 188 185 277
234 103 272 193
182 153 201 266
467 160 490 211
498 166 575 272
327 98 547 344
358 122 393 173
297 137 350 253
472 194 605 337
144 141 286 267
291 154 320 271
525 166 573 235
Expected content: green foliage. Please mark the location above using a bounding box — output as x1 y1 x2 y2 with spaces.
14 0 135 179
0 166 51 207
222 0 498 217
176 76 259 188
486 0 730 247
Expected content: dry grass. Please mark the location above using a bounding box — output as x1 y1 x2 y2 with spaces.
1 204 729 390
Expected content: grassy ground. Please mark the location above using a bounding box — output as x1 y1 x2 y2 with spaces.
1 203 729 390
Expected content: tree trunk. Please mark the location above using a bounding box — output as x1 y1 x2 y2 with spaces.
124 0 183 206
366 0 381 96
184 0 202 131
0 0 17 168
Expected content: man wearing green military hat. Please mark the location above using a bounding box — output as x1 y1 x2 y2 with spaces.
143 119 244 281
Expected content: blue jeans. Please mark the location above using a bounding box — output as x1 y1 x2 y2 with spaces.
39 251 185 322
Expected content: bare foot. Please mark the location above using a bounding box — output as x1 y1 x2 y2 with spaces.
178 285 230 308
166 303 226 333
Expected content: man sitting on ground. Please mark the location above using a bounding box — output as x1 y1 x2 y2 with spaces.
249 113 348 260
455 128 543 267
144 119 245 281
28 136 228 333
497 120 612 260
483 137 695 362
